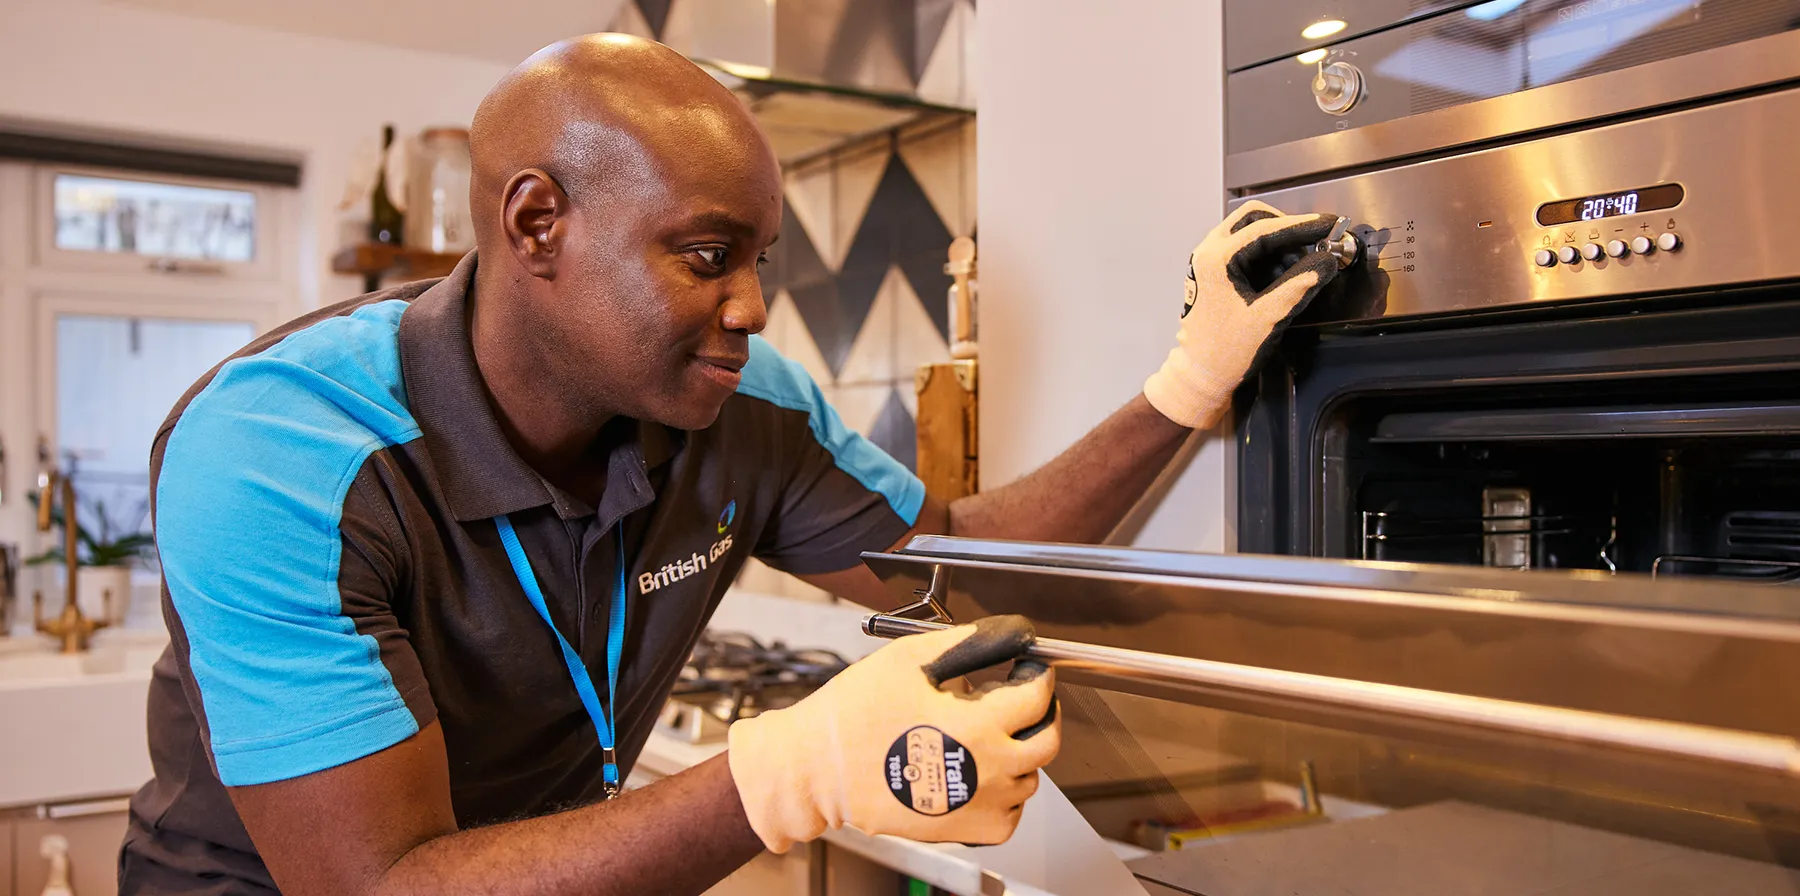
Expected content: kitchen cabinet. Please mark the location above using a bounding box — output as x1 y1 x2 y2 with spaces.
703 842 819 896
824 846 905 894
698 842 910 896
13 808 127 896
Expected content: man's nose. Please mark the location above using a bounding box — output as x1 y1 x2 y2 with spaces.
723 279 768 335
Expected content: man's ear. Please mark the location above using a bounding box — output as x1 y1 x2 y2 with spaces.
500 168 569 279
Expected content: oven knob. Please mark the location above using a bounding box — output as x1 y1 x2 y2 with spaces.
1657 232 1682 252
1581 243 1604 261
1606 239 1629 258
1312 61 1365 115
1631 235 1655 255
1557 246 1580 265
1534 248 1556 267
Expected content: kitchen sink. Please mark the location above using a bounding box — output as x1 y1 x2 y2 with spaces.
0 632 167 682
0 628 167 809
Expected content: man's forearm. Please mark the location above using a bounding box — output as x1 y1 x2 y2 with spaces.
376 754 763 896
948 394 1192 544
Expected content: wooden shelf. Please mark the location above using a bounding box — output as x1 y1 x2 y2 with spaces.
331 243 463 290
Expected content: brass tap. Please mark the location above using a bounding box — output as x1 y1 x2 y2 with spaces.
35 588 108 654
33 466 107 653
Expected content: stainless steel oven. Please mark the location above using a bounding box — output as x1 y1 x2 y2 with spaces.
858 4 1800 893
1230 0 1800 581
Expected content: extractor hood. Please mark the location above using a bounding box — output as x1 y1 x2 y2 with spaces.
610 0 975 164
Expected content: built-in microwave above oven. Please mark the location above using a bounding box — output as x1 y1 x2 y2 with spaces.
1225 0 1800 190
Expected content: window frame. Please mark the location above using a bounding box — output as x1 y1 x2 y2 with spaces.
32 164 286 282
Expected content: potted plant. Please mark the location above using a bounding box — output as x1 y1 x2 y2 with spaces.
26 494 155 626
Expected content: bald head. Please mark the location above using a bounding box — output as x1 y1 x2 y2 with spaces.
466 33 783 438
470 34 772 246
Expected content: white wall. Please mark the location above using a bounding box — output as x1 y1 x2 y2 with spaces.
0 0 519 313
976 0 1232 551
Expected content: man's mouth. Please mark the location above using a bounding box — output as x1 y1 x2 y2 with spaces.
694 355 746 389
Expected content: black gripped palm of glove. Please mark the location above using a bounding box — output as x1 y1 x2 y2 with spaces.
727 615 1060 853
1146 200 1345 429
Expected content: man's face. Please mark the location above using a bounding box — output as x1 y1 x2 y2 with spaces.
546 132 782 431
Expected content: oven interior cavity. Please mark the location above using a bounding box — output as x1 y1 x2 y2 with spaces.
1338 394 1800 582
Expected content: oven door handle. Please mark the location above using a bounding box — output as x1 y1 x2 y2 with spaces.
863 613 1800 780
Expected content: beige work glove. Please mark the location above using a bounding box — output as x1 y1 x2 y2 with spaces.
728 616 1060 854
1144 201 1344 429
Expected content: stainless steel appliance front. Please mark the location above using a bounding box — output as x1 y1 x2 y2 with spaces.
1225 1 1800 188
1240 85 1800 323
864 539 1800 892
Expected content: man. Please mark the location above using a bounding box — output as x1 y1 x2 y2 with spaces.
120 34 1339 896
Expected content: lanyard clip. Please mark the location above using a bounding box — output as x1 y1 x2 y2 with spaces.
602 746 621 799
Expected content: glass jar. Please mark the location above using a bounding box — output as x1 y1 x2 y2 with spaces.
405 128 474 254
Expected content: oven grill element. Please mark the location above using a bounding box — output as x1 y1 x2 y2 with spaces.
1359 508 1607 563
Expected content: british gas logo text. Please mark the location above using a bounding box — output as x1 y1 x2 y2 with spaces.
640 502 737 594
637 534 734 594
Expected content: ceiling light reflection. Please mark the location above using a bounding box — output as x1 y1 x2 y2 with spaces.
1301 19 1347 40
1297 49 1328 64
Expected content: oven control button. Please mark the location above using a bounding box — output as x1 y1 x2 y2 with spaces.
1657 232 1682 252
1581 243 1604 261
1312 61 1365 115
1557 246 1580 265
1631 235 1655 255
1606 239 1629 258
1534 248 1556 267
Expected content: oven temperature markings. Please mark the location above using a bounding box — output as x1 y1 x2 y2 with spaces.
1366 222 1417 274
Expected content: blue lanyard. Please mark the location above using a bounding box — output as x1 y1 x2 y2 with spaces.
494 514 628 796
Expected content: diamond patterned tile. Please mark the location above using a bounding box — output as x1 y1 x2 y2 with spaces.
828 259 889 374
786 279 853 376
838 266 950 387
762 211 830 307
762 290 835 388
897 117 977 237
866 387 919 472
634 0 673 39
841 155 955 342
915 0 978 108
914 0 960 83
827 383 893 437
610 1 655 39
837 266 904 386
891 267 951 372
783 148 887 273
896 248 953 341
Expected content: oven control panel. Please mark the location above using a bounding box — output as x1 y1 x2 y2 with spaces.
1533 231 1683 269
1236 84 1798 323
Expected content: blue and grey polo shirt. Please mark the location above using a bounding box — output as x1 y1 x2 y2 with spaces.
120 253 923 893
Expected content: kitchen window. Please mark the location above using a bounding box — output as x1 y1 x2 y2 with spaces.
0 159 297 625
34 166 284 280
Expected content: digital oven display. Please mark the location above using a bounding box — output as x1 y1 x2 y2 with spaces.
1536 183 1684 226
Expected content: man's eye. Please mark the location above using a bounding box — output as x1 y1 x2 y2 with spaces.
695 247 727 269
756 253 770 267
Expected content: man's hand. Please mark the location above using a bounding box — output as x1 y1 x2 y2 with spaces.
1144 200 1343 429
728 616 1060 852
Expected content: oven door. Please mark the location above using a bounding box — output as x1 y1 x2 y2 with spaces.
865 537 1800 894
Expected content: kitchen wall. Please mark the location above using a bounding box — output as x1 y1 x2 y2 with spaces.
976 0 1233 552
0 0 518 316
737 115 978 601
